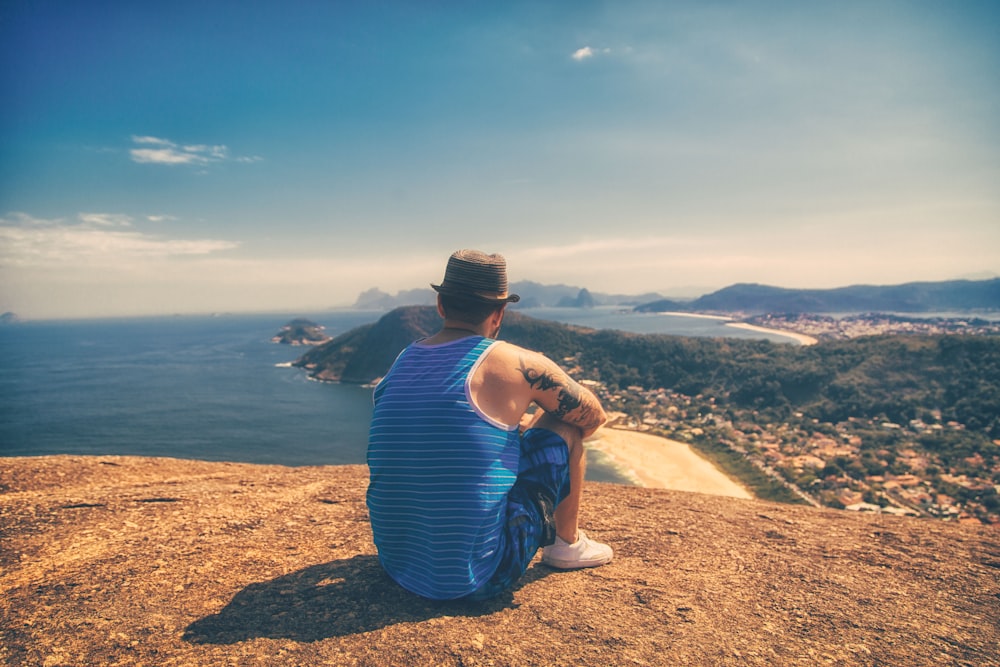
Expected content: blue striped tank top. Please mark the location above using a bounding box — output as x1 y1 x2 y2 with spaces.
366 335 520 600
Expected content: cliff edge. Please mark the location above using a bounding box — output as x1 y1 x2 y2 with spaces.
2 456 997 666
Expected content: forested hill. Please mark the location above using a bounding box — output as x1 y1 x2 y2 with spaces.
635 277 1000 314
293 307 597 384
294 306 1000 438
295 306 1000 517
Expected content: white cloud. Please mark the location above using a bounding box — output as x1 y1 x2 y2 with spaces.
571 46 611 61
131 136 174 146
79 212 133 227
0 212 63 227
519 237 679 260
505 208 1000 293
0 212 239 267
1 252 406 319
130 147 204 165
128 135 260 166
182 143 227 157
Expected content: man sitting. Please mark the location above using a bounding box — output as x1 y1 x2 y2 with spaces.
367 249 613 600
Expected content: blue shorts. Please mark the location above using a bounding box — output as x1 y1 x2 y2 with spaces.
465 427 570 600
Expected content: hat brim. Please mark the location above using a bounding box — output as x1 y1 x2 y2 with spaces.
431 284 520 303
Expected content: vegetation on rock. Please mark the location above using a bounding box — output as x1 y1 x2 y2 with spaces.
294 306 1000 520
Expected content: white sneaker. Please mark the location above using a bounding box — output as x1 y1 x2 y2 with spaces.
542 530 613 570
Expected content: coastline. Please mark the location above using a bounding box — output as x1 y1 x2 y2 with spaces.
654 310 732 321
587 427 752 499
725 321 818 346
651 310 818 345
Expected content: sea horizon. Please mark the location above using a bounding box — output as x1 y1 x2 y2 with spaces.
9 308 751 483
0 305 814 345
3 306 986 480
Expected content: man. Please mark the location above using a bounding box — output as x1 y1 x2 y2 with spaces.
367 249 613 600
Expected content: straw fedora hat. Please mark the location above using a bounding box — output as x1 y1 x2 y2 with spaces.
431 249 521 303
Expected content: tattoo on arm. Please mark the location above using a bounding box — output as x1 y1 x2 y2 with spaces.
519 358 599 423
518 360 562 394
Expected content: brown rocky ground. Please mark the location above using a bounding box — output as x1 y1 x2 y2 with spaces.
1 456 998 666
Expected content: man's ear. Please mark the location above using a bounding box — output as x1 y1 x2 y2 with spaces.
490 305 506 334
436 295 446 319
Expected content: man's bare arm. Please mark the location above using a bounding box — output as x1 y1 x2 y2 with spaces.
518 355 607 437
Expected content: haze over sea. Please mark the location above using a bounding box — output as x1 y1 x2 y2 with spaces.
0 308 808 483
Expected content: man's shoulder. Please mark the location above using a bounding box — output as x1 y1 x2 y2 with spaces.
484 341 559 375
490 340 542 360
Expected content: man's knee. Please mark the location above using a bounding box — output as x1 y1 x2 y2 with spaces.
531 412 584 454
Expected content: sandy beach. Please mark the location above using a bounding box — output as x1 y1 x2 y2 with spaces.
587 427 752 499
653 311 818 345
725 322 818 346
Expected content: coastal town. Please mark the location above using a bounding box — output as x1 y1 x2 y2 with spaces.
277 307 1000 527
741 312 1000 340
568 312 1000 526
590 382 1000 526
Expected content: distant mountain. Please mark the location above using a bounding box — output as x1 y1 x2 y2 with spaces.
353 281 663 310
352 278 1000 315
353 287 436 309
507 281 579 309
556 287 596 308
636 279 1000 314
515 282 663 308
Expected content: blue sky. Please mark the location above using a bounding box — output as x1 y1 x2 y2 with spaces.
1 1 998 318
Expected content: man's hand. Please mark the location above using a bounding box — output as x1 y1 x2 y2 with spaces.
518 410 538 432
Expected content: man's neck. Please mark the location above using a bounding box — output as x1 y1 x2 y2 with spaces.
426 320 487 344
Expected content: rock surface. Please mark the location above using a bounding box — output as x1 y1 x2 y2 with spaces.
2 456 998 666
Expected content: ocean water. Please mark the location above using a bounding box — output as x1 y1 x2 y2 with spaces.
0 308 799 480
521 306 801 342
0 312 381 466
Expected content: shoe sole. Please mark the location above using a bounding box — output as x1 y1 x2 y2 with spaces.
542 556 612 570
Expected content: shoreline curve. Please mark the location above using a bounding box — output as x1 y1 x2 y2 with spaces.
587 427 752 499
725 321 818 346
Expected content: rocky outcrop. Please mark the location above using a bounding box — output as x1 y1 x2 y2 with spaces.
2 456 998 666
293 306 441 382
271 318 331 346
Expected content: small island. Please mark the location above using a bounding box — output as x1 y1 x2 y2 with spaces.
271 318 331 346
